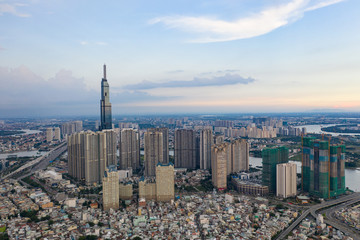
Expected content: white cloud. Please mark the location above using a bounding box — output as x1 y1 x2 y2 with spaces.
0 3 30 17
150 0 346 43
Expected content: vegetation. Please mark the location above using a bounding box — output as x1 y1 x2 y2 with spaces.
0 233 9 240
20 210 39 222
79 235 98 240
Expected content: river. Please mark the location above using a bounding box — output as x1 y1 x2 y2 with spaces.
0 150 48 160
250 157 360 192
295 124 360 136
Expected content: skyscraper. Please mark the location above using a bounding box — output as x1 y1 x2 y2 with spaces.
175 129 196 169
46 128 53 142
67 130 116 185
148 128 169 164
277 163 297 198
302 139 346 199
144 130 163 176
156 163 175 202
262 146 289 193
212 143 230 190
100 65 112 131
230 139 249 173
119 128 140 170
200 129 213 169
103 165 119 211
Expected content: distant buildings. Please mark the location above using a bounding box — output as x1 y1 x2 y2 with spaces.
46 127 61 142
60 121 83 138
144 129 163 177
175 129 196 169
119 128 140 170
103 166 119 211
99 64 112 131
46 128 53 142
67 130 116 185
200 129 212 169
277 163 297 198
262 146 289 193
302 137 346 199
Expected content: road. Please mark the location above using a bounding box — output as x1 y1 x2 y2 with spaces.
1 142 67 181
275 193 360 240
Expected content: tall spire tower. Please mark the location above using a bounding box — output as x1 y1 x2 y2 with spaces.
100 64 112 130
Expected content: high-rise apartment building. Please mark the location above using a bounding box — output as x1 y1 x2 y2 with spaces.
277 163 297 198
54 127 61 141
144 130 163 176
262 146 289 193
119 128 140 170
100 65 112 130
175 129 196 169
230 139 249 173
148 128 169 164
156 163 174 202
67 130 116 185
46 128 53 142
200 129 213 169
212 143 230 190
103 129 117 166
61 121 83 138
103 165 119 211
302 138 346 199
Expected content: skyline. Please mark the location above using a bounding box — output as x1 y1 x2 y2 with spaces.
1 0 360 117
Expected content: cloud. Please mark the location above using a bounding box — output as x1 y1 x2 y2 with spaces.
166 70 185 74
123 74 255 90
0 2 30 17
149 0 345 43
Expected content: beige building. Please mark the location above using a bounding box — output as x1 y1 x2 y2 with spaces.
230 139 249 173
119 183 133 200
156 163 174 202
103 166 119 211
67 130 116 185
46 128 53 142
200 129 213 169
276 163 297 198
119 128 140 170
148 128 169 164
212 143 230 189
54 127 61 141
61 121 83 138
144 130 163 176
139 179 156 200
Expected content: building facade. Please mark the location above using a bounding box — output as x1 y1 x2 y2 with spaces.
119 128 140 170
103 166 119 211
276 163 297 198
212 143 230 190
230 139 249 173
156 163 174 202
200 129 213 169
100 65 112 130
144 130 163 176
175 129 196 169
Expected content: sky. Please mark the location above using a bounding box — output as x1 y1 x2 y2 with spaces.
0 0 360 117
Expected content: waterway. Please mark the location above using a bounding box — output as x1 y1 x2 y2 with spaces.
295 124 360 136
249 157 360 192
0 150 47 160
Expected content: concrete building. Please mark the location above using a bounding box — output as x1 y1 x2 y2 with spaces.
277 163 297 198
148 128 169 164
119 183 133 200
175 129 196 169
139 179 156 200
67 130 116 185
144 129 163 177
46 128 53 142
60 121 83 138
103 129 117 166
156 163 174 202
103 166 119 211
200 129 213 169
119 128 140 170
230 139 249 173
54 127 61 141
212 143 230 190
100 64 112 131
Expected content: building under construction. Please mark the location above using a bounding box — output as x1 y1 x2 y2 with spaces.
302 137 346 199
262 146 289 193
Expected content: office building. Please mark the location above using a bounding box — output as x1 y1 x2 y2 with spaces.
67 130 116 185
148 128 169 164
100 64 112 130
103 166 119 211
212 143 231 190
144 130 163 176
277 163 297 198
155 163 175 202
302 139 346 199
119 128 140 170
46 128 53 142
175 129 196 169
262 146 289 193
230 139 249 173
200 129 213 169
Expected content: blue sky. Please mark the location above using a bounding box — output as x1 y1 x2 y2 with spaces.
0 0 359 117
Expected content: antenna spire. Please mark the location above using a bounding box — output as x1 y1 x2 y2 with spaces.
103 64 106 79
